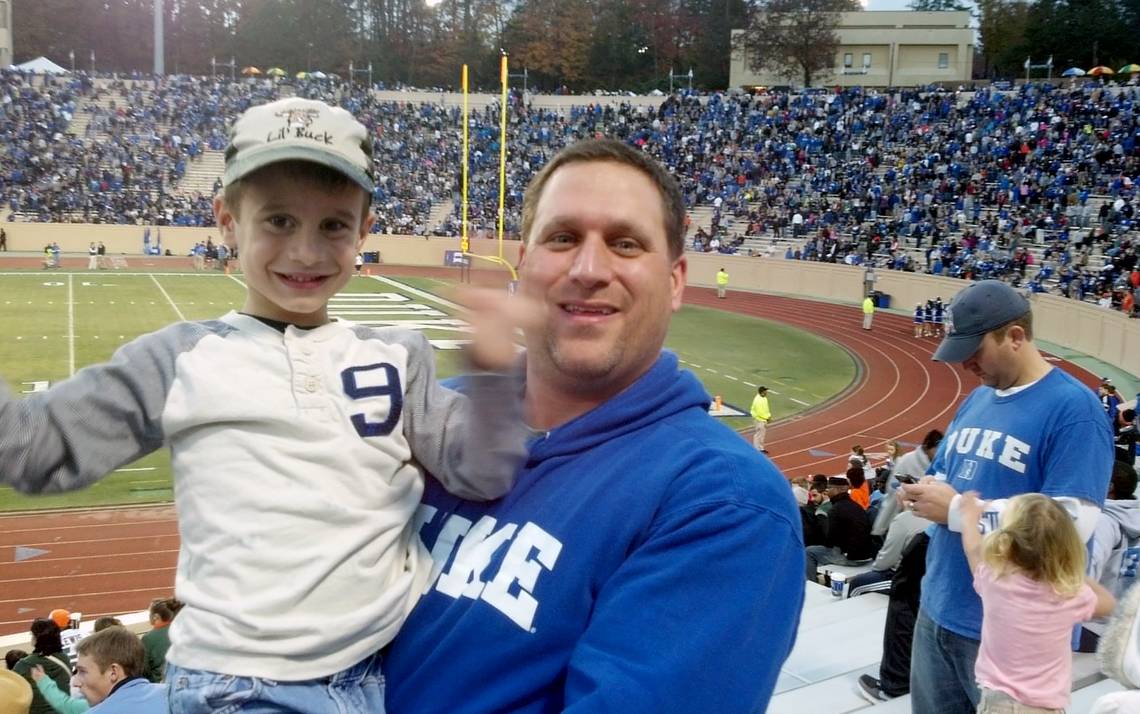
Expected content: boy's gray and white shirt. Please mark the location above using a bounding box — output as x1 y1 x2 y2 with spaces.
0 311 527 680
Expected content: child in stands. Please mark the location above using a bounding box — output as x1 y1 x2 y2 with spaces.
0 97 536 712
960 492 1116 713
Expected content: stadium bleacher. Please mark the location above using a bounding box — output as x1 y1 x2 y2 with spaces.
0 71 1135 315
771 583 1123 713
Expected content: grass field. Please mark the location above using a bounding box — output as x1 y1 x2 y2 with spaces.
0 269 855 511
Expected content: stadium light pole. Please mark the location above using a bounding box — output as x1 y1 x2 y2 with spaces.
153 0 165 75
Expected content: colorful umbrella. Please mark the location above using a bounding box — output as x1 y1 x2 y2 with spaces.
1061 67 1085 77
310 70 328 79
1088 65 1115 76
1119 64 1140 74
240 66 261 76
266 67 288 77
295 71 309 79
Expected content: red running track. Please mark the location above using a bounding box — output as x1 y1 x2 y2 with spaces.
0 280 1103 634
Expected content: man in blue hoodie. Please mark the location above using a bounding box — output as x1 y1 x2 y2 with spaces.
384 138 805 713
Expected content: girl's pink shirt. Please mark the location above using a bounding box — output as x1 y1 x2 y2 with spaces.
973 563 1097 709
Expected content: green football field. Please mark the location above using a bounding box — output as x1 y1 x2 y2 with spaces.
0 270 855 511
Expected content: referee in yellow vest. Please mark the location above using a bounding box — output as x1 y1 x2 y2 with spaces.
750 386 771 453
716 267 729 299
862 294 875 330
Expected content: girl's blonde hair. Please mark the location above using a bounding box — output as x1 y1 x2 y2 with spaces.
981 493 1086 597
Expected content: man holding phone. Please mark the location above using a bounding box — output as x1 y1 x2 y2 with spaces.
898 281 1112 714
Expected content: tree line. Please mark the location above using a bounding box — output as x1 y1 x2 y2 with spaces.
13 0 1140 91
976 0 1140 79
11 0 746 91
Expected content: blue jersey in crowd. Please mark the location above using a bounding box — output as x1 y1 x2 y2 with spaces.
921 367 1113 640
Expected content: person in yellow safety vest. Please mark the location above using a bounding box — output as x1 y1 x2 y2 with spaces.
862 295 875 330
750 386 771 453
716 268 729 299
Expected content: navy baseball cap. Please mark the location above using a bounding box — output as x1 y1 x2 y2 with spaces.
933 280 1031 363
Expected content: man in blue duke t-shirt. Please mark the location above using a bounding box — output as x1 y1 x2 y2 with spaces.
900 280 1113 714
383 139 805 713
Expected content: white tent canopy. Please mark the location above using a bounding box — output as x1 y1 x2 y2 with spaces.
9 57 69 74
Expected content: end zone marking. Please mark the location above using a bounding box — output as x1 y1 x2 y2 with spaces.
14 546 50 562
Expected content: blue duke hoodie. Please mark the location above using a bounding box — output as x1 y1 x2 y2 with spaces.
384 352 805 713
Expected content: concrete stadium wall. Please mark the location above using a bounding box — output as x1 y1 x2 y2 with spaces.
686 253 1140 377
0 223 525 263
2 223 1134 376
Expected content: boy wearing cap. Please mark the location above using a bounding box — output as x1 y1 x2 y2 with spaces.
900 279 1113 714
0 97 534 711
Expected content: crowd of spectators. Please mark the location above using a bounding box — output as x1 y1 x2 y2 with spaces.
3 599 181 713
0 70 1137 310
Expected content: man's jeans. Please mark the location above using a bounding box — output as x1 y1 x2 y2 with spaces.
910 609 980 714
167 652 384 714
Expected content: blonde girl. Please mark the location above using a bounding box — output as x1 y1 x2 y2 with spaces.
884 440 902 472
960 492 1116 713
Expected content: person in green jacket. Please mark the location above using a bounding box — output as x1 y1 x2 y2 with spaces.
140 598 182 683
716 267 729 299
862 294 875 330
11 619 71 714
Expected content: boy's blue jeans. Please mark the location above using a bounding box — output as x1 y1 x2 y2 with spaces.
167 652 384 714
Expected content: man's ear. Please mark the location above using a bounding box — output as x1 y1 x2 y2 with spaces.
1007 324 1028 349
670 255 688 312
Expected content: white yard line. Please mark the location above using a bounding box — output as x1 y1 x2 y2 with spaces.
149 275 186 321
67 274 76 375
227 274 246 289
369 275 465 311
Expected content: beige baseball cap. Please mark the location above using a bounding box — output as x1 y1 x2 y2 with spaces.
222 97 375 193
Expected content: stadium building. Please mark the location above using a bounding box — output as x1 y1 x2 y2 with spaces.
729 10 974 89
0 1 10 68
